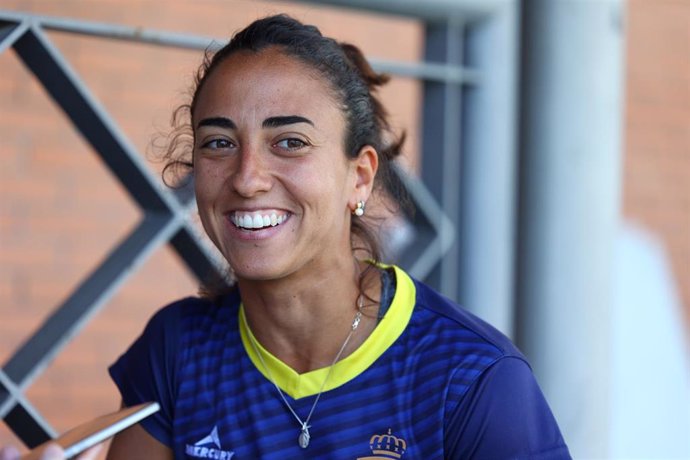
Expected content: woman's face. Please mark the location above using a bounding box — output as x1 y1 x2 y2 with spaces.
192 48 366 282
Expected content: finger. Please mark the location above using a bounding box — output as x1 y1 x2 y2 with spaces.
77 443 103 460
0 446 21 460
41 444 65 460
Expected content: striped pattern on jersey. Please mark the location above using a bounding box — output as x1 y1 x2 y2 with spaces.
169 266 508 459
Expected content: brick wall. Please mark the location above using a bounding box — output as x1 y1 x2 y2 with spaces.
623 0 690 329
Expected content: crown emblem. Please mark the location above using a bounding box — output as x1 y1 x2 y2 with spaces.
357 428 407 459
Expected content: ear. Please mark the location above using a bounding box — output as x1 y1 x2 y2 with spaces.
349 145 379 210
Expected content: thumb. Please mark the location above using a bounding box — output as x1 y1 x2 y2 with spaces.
41 444 65 460
76 443 103 460
0 446 21 460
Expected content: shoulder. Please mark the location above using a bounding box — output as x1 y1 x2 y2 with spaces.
389 269 569 457
108 289 242 418
144 289 241 335
395 266 524 362
445 354 570 457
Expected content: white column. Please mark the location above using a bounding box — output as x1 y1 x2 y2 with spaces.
459 1 520 336
516 0 625 457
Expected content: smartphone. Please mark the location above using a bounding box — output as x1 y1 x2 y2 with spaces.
21 402 160 460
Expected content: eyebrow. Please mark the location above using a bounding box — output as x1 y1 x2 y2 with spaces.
262 115 314 128
197 117 236 130
196 115 314 130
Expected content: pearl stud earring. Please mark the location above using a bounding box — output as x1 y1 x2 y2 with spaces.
353 201 365 217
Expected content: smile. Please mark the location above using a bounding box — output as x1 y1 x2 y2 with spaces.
231 211 289 230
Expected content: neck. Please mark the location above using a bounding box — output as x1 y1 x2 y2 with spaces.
238 261 380 373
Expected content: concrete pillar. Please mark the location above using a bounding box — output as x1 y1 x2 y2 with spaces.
459 2 519 336
516 0 625 457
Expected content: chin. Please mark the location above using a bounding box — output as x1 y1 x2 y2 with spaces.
230 262 289 283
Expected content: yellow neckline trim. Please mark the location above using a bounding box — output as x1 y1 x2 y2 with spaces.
239 265 416 400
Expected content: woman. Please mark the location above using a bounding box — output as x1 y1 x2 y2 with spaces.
3 14 570 459
109 16 568 459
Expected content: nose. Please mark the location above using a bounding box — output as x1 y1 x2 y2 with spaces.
230 147 272 198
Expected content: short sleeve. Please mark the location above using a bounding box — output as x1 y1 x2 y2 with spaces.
445 356 571 459
108 300 185 447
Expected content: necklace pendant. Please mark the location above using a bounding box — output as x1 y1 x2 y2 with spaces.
298 426 310 448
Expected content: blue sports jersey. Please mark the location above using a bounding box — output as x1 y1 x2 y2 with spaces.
109 266 570 459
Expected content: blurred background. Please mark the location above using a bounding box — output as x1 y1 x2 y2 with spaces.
0 0 687 458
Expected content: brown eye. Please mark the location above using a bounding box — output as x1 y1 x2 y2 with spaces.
202 139 234 149
275 138 307 150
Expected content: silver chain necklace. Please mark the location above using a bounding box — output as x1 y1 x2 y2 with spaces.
242 298 363 449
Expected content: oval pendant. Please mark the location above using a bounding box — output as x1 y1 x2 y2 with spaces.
298 429 310 448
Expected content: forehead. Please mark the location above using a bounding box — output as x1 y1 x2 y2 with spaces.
193 48 342 123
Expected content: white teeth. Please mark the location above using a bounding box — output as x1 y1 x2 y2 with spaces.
233 211 288 229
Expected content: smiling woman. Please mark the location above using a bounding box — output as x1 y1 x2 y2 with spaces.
0 14 569 460
191 47 377 287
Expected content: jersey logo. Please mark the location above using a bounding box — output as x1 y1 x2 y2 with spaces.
357 428 407 459
185 426 235 459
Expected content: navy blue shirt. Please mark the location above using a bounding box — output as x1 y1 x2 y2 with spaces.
110 266 570 459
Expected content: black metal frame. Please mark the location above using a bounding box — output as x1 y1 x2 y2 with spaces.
0 17 221 447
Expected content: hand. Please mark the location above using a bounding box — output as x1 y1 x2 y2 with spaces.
0 445 20 460
0 442 102 460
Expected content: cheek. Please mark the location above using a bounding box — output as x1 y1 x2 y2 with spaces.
193 181 210 211
193 184 213 227
194 164 223 201
193 171 223 232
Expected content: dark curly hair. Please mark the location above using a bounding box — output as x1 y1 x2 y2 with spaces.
159 14 408 299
